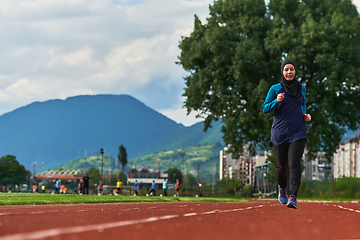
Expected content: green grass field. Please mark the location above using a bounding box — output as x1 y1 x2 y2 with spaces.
0 193 247 206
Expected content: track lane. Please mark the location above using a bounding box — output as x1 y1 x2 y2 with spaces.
0 201 359 240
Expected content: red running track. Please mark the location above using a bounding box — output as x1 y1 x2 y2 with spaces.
0 200 359 240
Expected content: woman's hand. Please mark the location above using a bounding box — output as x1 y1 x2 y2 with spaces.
277 92 285 103
304 114 311 122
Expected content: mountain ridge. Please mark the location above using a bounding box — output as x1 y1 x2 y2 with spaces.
0 93 357 171
0 94 189 169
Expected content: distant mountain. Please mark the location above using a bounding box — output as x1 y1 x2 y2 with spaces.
1 93 356 172
137 120 224 157
0 94 185 169
63 142 223 182
62 154 122 173
129 142 223 181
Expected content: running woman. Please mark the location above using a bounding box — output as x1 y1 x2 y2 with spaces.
263 60 311 209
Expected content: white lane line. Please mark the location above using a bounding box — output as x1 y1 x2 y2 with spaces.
159 215 177 220
0 207 145 217
184 213 197 217
202 211 217 215
199 205 264 215
0 205 263 240
335 205 360 213
0 216 174 240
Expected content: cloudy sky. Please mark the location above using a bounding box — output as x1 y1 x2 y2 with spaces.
0 0 359 126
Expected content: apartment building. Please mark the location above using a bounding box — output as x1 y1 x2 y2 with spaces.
219 144 267 185
302 151 333 181
333 134 360 178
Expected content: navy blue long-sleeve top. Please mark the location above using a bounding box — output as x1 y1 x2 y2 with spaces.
263 83 307 146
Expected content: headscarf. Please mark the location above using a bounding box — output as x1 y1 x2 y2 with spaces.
280 60 302 98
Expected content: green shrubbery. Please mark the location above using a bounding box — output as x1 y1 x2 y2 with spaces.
299 177 360 199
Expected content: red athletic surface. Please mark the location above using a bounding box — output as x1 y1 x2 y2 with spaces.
0 200 359 240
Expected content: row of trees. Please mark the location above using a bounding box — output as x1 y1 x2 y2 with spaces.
178 0 360 159
0 143 129 191
0 155 28 189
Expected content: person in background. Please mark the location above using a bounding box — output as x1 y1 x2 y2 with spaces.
176 179 181 197
41 184 45 193
116 179 123 195
163 179 167 197
78 179 83 194
134 180 139 196
98 180 103 195
82 173 90 194
263 60 311 209
198 181 203 197
148 180 156 196
54 179 61 194
32 185 37 193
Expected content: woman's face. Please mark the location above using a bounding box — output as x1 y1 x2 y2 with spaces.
283 64 295 81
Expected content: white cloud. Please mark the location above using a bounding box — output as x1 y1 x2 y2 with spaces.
159 102 202 127
0 0 213 124
1 0 356 127
62 48 93 66
353 0 360 9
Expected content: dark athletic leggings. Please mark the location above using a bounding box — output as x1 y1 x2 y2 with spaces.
273 139 306 196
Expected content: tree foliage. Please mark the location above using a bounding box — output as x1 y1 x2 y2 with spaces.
0 155 28 186
178 0 360 158
183 173 197 187
113 170 127 185
118 144 128 172
165 168 183 184
87 167 100 186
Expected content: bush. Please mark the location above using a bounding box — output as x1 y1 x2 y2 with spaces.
242 184 254 197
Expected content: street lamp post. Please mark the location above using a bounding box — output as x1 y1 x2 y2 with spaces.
100 148 104 183
32 162 36 188
33 162 36 176
157 157 161 179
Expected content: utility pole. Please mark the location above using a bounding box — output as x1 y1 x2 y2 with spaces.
212 174 214 195
33 162 36 176
181 152 185 174
157 157 161 179
32 162 36 189
198 163 200 182
215 163 218 195
100 148 104 183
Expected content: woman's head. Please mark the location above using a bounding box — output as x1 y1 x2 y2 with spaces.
281 60 296 81
280 60 302 98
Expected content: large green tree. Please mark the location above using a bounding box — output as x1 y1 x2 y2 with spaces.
0 155 28 186
118 144 128 172
178 0 360 159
